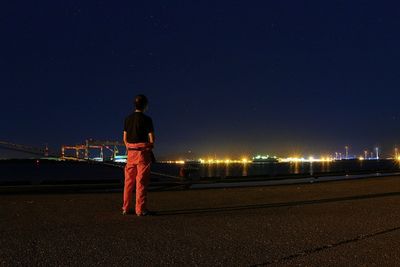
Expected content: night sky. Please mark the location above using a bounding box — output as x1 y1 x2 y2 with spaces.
1 1 400 159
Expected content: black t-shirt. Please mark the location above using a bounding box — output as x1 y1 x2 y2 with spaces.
124 112 154 143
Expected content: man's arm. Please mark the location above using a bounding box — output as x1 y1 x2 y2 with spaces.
148 132 155 145
148 117 155 146
123 131 128 147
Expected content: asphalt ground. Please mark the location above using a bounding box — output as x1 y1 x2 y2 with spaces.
1 176 400 266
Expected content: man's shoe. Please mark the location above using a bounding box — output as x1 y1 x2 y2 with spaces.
122 209 135 215
137 210 156 216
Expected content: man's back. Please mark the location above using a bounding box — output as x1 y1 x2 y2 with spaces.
124 112 154 144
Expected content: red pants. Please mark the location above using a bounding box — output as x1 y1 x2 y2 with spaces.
123 143 152 214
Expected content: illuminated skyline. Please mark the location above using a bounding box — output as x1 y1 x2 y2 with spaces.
1 2 400 158
173 146 398 162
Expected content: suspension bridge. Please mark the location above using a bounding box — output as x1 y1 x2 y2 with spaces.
0 141 53 157
0 139 126 161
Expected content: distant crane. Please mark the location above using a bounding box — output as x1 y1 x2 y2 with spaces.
61 139 125 161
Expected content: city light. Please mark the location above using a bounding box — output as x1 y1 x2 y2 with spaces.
158 145 398 165
161 160 185 164
241 158 249 163
198 158 247 164
280 157 334 163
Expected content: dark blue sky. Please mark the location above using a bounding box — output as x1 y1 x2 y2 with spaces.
1 1 400 158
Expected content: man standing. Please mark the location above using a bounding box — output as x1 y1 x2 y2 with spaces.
122 94 155 216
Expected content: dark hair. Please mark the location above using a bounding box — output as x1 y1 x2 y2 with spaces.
134 94 148 111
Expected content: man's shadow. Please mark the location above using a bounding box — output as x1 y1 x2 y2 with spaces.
155 191 400 216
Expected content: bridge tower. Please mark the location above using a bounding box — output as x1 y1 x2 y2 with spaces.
44 145 49 157
84 139 89 160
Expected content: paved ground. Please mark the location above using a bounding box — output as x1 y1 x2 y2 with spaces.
1 176 400 266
